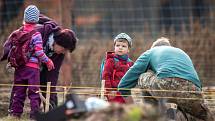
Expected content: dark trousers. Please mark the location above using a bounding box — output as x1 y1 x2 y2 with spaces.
40 67 58 110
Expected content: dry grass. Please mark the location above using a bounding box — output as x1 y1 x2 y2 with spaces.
0 116 29 121
69 27 215 86
0 17 214 87
0 21 214 87
0 87 214 120
1 32 215 87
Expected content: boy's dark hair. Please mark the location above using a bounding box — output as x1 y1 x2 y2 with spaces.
114 39 130 47
54 29 77 52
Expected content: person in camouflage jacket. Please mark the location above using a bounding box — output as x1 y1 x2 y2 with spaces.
118 37 214 121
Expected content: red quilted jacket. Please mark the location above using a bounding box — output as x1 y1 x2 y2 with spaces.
102 52 133 103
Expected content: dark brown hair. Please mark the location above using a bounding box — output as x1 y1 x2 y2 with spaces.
54 29 77 52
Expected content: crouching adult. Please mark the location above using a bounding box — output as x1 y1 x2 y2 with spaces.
118 37 214 121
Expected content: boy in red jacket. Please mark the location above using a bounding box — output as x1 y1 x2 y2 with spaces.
102 33 133 103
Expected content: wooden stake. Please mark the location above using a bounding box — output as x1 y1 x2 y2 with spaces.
63 87 67 102
100 80 105 100
45 82 51 112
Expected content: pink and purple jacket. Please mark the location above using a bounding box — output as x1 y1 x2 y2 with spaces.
23 23 50 69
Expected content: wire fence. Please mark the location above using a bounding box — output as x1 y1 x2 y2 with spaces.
73 0 215 39
0 83 215 97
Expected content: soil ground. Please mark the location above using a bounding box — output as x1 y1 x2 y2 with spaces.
0 87 214 121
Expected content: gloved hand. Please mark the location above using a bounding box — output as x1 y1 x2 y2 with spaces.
46 59 55 71
39 14 53 24
6 63 15 74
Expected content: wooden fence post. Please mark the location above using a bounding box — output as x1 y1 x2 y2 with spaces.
100 80 105 100
63 87 67 102
45 82 51 112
